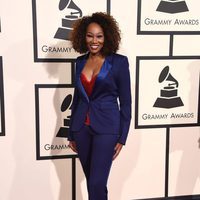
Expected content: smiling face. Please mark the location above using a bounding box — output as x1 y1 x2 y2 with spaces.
85 22 104 56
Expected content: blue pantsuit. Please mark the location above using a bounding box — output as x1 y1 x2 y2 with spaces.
73 125 119 200
68 53 132 199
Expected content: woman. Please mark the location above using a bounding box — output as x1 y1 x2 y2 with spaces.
68 12 132 200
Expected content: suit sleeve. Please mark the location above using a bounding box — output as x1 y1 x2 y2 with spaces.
117 56 132 145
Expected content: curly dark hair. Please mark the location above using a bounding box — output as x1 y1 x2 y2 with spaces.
70 12 121 56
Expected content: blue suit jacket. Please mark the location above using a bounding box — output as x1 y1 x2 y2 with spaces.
68 53 132 145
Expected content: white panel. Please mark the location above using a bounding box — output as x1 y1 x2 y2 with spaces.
169 127 200 196
38 87 76 157
140 0 200 32
138 59 199 126
35 0 108 59
109 129 166 199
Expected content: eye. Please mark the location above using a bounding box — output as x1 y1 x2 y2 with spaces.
97 35 103 38
86 34 93 38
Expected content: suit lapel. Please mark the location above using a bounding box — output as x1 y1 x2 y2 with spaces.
91 54 113 97
76 54 89 102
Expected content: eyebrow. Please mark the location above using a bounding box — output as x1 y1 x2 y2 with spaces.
86 32 104 34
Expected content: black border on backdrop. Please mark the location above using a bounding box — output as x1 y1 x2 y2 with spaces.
0 57 5 136
137 0 200 35
135 56 200 129
32 0 111 63
131 194 200 200
35 83 78 160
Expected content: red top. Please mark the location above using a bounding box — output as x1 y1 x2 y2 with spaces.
80 73 97 125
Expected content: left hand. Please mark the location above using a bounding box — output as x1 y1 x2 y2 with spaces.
113 143 123 160
68 141 78 153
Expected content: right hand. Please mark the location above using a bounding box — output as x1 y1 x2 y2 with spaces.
68 141 78 153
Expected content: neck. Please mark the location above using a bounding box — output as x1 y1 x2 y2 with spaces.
89 52 104 60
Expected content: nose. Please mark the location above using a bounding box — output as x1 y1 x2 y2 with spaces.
92 36 98 43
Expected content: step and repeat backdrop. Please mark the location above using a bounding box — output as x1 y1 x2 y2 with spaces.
0 0 200 200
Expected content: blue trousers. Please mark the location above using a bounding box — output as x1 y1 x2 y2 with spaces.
73 125 119 200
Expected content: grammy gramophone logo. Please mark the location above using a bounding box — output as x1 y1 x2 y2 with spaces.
54 0 83 40
56 94 72 137
153 66 184 109
156 0 189 14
